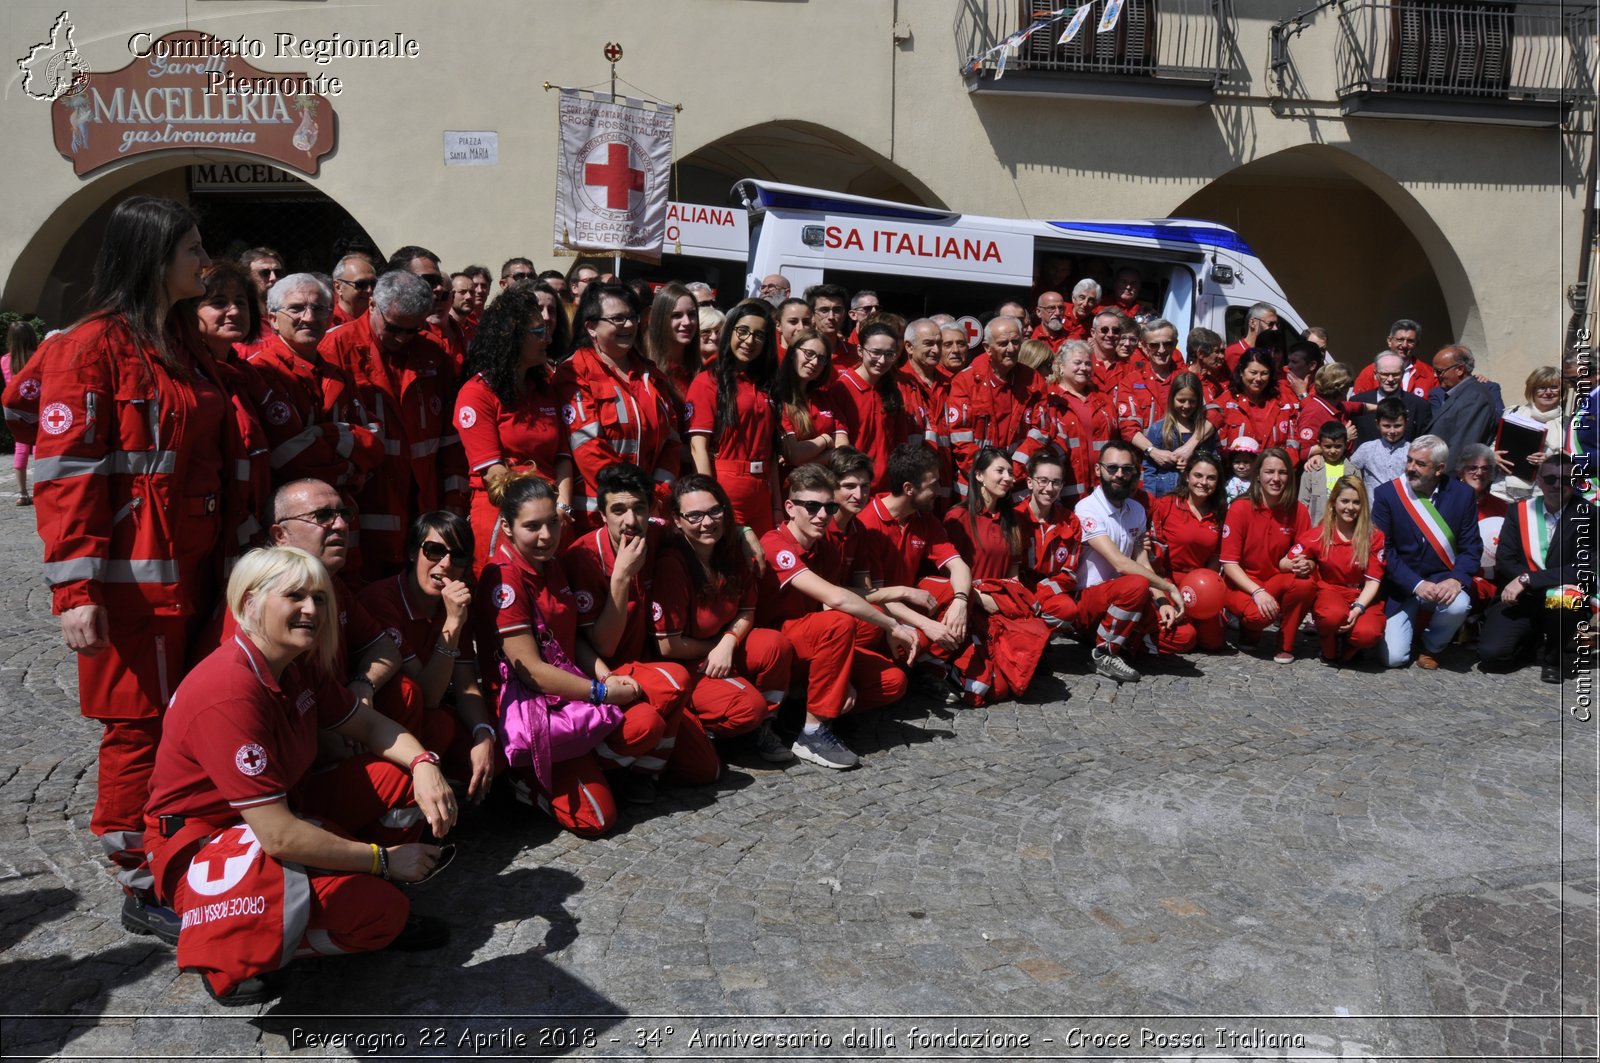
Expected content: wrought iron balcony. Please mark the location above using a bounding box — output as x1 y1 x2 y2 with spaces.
1334 0 1595 125
960 0 1230 105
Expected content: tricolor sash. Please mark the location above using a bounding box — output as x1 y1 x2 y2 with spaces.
1516 498 1554 573
1396 480 1456 569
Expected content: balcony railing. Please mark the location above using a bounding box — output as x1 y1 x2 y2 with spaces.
962 0 1229 100
1335 0 1592 105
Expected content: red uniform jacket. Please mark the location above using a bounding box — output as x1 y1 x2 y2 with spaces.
555 347 680 516
1353 359 1437 399
946 354 1043 492
247 335 382 492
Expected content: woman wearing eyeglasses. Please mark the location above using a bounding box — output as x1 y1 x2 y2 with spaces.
2 198 259 931
686 300 781 535
455 285 575 567
837 321 918 492
653 476 794 761
556 283 680 524
359 512 498 804
1492 366 1568 502
775 327 851 471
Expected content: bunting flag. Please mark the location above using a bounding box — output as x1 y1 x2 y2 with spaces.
1098 0 1126 34
1059 5 1094 45
961 6 1089 76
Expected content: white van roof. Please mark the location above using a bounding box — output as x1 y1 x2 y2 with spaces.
730 179 1261 259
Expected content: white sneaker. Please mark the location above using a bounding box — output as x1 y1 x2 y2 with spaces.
790 724 860 770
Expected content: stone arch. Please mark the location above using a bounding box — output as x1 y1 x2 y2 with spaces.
1173 144 1478 361
675 120 947 209
4 155 377 327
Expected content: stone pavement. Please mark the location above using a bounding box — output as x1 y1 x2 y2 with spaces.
0 494 1594 1061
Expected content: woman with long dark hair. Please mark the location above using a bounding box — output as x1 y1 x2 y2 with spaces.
775 326 850 469
1138 371 1215 498
837 321 916 491
3 321 40 504
555 282 680 521
455 284 575 566
1218 348 1297 452
654 475 793 760
641 281 701 409
1220 446 1318 662
1148 454 1227 654
686 299 781 534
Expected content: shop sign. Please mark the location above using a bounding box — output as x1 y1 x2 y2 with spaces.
52 30 336 177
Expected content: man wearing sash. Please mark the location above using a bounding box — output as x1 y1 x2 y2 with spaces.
1480 454 1594 683
1371 435 1482 668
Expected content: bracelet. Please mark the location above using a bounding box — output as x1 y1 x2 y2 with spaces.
369 842 382 876
376 845 390 880
1352 602 1367 614
953 591 969 601
472 722 497 743
434 641 461 660
557 502 573 515
591 678 607 704
408 750 440 773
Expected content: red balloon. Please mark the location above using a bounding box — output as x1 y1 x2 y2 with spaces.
1178 569 1226 621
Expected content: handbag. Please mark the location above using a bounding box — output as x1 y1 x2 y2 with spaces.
496 600 623 793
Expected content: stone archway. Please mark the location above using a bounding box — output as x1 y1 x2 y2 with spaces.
1173 144 1476 364
675 120 947 209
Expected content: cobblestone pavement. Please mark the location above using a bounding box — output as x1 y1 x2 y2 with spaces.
0 497 1595 1061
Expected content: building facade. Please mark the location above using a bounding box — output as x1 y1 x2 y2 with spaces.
2 0 1593 384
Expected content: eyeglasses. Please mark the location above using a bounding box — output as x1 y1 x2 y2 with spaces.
420 540 470 566
678 504 727 525
758 282 788 293
337 278 377 291
860 346 897 360
1095 327 1121 336
1147 340 1177 350
1099 464 1139 477
378 307 423 338
789 499 841 516
416 273 445 289
1030 477 1065 488
853 305 880 315
1375 371 1403 380
732 325 767 342
1541 474 1571 486
276 303 331 319
280 505 352 527
1037 304 1065 315
597 313 639 327
1458 464 1491 474
813 306 846 317
1535 384 1563 393
507 272 535 282
793 346 825 363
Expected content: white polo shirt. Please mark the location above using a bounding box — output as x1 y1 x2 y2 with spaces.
1073 486 1146 590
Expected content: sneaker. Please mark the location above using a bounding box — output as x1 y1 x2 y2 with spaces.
387 913 449 952
1092 648 1141 684
753 721 797 764
203 969 282 1007
1273 652 1295 664
122 893 181 946
790 725 860 770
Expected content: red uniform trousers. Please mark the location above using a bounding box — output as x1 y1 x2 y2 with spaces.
683 628 792 738
298 753 424 847
591 661 719 784
1073 575 1150 656
1225 573 1318 654
715 459 777 536
79 615 195 866
1034 576 1079 632
918 577 1049 705
780 611 907 719
375 676 461 773
469 491 507 573
1155 613 1226 655
1311 584 1387 660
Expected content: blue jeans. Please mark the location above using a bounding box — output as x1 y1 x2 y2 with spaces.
1383 590 1471 667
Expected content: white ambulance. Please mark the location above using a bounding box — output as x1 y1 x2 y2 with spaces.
731 179 1306 346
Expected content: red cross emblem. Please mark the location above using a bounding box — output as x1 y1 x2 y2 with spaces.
41 402 72 435
185 824 262 897
584 143 645 211
603 42 624 62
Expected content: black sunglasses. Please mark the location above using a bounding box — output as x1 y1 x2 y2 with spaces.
420 541 470 566
790 499 840 516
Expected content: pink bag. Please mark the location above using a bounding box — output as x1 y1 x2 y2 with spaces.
496 601 623 792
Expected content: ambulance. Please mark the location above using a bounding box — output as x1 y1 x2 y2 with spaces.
646 199 751 303
731 179 1307 346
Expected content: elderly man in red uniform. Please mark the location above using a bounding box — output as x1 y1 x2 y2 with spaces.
759 463 918 770
1224 302 1280 373
898 318 954 494
330 253 378 327
249 273 383 495
1063 279 1099 342
564 463 718 800
1089 309 1134 393
321 270 468 581
1030 291 1072 354
1097 267 1151 325
1116 317 1187 445
1352 318 1436 398
946 315 1041 495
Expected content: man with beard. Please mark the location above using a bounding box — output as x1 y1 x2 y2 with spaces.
1072 442 1184 683
1371 434 1481 668
1030 290 1071 355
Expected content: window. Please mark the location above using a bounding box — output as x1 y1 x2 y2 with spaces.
1386 0 1512 97
1024 0 1157 75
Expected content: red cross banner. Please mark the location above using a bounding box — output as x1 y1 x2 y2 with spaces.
554 88 675 261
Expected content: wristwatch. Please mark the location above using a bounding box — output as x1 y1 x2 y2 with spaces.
408 751 441 773
1518 572 1532 587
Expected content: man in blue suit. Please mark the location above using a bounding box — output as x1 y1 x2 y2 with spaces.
1370 434 1482 668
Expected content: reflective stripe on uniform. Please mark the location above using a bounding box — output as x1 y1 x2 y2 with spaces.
42 557 180 585
34 450 178 482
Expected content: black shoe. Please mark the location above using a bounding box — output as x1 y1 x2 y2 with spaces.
388 913 449 951
608 771 657 805
1541 661 1562 684
203 969 282 1007
122 893 181 946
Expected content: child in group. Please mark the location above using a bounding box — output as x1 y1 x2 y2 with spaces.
1223 436 1260 505
1348 396 1411 496
1297 421 1349 524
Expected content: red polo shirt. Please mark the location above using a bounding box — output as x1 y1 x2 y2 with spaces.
857 495 960 587
757 522 839 626
1220 498 1311 582
651 545 755 641
359 573 478 668
1148 495 1222 576
564 523 663 663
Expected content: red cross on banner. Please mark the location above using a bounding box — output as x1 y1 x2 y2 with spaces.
584 143 645 211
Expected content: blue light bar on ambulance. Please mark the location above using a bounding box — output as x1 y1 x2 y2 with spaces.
733 180 957 223
1046 220 1257 257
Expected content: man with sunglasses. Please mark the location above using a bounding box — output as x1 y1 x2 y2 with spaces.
388 246 466 372
322 270 468 581
1090 309 1133 393
759 464 917 770
330 253 378 326
247 274 381 507
499 257 537 292
1479 454 1592 683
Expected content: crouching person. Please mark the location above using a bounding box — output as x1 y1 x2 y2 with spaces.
144 547 454 1007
